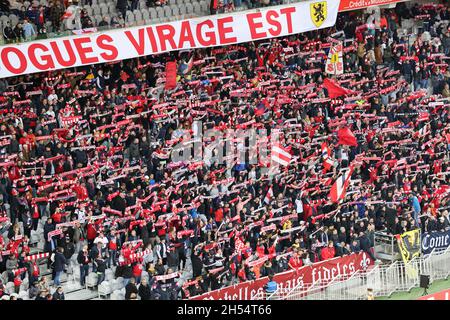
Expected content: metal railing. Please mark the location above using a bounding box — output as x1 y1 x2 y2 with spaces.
266 247 450 300
374 231 401 262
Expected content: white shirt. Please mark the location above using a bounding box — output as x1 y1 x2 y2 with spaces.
94 236 108 249
295 198 303 214
47 94 58 103
76 208 86 224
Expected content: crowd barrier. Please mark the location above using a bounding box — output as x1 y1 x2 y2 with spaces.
255 246 450 300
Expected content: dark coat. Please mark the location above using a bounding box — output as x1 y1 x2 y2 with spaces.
138 283 151 300
54 252 67 272
125 283 138 300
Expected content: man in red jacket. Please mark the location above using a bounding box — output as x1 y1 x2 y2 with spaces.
288 250 303 270
321 241 336 261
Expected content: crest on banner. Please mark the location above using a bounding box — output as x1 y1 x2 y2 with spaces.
310 1 327 27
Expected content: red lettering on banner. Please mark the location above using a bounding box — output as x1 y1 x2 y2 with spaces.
125 29 146 55
178 21 196 49
73 38 98 64
196 20 216 46
156 24 177 51
280 7 296 34
1 47 27 74
190 252 373 300
146 27 158 53
51 40 77 67
266 10 282 37
28 43 55 70
96 35 118 61
247 13 266 40
217 17 236 45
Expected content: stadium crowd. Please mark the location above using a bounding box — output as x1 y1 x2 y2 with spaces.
1 1 450 300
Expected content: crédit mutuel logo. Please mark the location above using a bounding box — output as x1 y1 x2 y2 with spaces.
169 120 287 177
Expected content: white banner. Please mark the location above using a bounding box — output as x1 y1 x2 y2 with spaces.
0 0 339 79
325 41 344 75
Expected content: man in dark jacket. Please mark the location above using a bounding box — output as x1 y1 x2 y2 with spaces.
53 247 67 287
358 232 376 261
62 237 75 260
138 278 151 300
43 218 55 258
77 245 90 287
166 246 179 271
191 248 203 278
116 0 127 22
95 255 107 286
52 286 65 300
89 242 105 272
125 277 138 300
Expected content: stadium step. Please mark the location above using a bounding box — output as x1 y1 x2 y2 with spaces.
65 288 99 300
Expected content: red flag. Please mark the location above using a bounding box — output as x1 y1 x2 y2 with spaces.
264 186 273 204
329 166 354 203
337 127 358 146
165 61 177 90
321 142 335 172
271 145 292 166
323 78 356 98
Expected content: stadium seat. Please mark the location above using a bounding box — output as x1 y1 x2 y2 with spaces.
199 0 208 13
110 289 124 300
100 4 109 16
176 0 184 5
5 282 15 295
109 278 119 291
9 15 19 27
169 0 176 5
149 8 157 19
105 269 114 281
186 3 194 14
2 271 9 284
18 291 29 300
92 5 101 16
86 273 98 289
164 6 172 18
0 16 9 24
98 281 112 297
85 6 93 16
95 15 103 25
156 7 165 19
108 4 117 14
142 9 150 20
115 277 124 290
20 278 29 291
192 2 202 15
178 4 187 15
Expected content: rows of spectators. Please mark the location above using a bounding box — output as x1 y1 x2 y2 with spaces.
0 1 450 300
